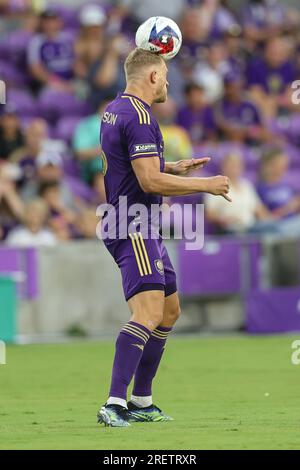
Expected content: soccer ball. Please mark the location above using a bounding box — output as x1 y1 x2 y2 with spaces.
135 16 182 60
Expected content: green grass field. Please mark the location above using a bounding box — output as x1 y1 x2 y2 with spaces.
0 335 300 450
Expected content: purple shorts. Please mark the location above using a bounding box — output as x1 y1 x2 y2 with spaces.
104 234 177 301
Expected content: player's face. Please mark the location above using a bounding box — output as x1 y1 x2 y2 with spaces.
154 62 169 103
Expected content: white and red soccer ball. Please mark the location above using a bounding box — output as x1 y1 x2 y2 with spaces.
135 16 182 60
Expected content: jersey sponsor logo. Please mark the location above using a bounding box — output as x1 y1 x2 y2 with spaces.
102 111 118 125
154 259 164 276
134 143 157 153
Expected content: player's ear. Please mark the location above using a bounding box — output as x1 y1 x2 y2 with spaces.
150 70 157 84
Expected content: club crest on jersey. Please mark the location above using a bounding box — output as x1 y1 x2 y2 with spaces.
134 143 157 153
154 259 164 275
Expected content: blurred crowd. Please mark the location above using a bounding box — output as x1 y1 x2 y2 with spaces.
1 0 300 245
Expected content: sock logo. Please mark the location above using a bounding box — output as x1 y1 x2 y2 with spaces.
132 343 144 351
154 259 164 275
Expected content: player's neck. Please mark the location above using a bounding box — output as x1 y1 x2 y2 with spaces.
124 85 153 107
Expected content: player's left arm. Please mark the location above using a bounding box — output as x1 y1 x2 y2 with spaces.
164 158 210 176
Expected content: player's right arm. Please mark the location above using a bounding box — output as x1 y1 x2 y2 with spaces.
124 112 231 201
132 156 231 200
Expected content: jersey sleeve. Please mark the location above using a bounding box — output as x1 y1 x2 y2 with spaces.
123 115 160 162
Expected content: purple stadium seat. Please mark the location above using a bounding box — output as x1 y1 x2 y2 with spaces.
178 237 261 296
7 30 33 67
38 88 91 123
0 61 28 87
54 116 81 143
7 89 37 117
65 175 97 202
246 287 300 334
0 247 39 299
52 5 80 30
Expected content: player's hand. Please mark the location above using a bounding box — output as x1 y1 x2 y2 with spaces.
172 157 211 176
207 175 232 202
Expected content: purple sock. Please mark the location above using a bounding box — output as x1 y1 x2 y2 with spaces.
109 321 151 401
132 326 172 398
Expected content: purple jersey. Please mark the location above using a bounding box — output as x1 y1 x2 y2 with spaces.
27 32 74 80
100 92 165 237
257 181 295 214
100 92 177 300
214 98 262 127
176 105 216 143
246 57 295 94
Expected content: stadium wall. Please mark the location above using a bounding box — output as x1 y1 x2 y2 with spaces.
17 240 244 340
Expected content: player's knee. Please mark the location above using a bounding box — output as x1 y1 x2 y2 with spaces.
131 310 164 331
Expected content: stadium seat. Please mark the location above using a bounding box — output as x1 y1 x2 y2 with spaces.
0 61 28 87
54 116 81 143
64 175 97 202
38 89 92 124
52 5 80 30
7 89 37 116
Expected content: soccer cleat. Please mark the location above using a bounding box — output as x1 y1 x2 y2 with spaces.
97 404 131 427
127 402 173 422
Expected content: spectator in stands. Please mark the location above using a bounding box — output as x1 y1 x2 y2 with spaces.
0 166 24 238
86 29 128 108
10 118 48 186
39 181 76 241
179 7 210 73
205 153 271 233
6 198 57 246
212 71 270 145
27 9 75 91
193 41 230 103
176 82 216 144
257 148 300 218
72 102 103 186
241 0 299 49
73 208 98 239
74 4 107 81
21 150 75 210
209 0 241 40
246 36 296 118
153 97 193 162
0 105 24 161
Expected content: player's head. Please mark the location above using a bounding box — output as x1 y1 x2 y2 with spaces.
124 48 169 103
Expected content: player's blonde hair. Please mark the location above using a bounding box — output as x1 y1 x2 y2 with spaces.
124 48 165 82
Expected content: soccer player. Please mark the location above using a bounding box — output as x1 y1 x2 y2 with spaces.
97 48 231 427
